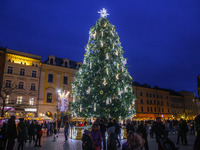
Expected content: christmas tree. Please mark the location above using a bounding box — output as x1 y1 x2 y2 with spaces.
71 8 135 119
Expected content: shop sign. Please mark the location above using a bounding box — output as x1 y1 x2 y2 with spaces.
24 108 37 112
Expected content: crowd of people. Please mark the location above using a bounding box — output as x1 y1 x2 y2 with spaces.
0 115 200 150
0 116 63 150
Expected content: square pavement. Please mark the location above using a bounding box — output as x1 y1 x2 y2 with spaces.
13 129 196 150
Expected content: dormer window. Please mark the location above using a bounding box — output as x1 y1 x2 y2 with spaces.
50 58 53 65
65 61 68 67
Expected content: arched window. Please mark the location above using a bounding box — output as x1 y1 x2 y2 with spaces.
50 58 53 65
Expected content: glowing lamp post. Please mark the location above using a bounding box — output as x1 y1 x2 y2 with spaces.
57 90 70 126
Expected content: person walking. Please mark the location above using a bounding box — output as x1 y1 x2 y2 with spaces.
6 116 17 150
35 122 43 147
152 117 178 150
136 121 149 150
1 121 8 150
176 121 183 145
91 124 102 150
113 119 121 148
181 120 188 145
28 121 35 142
17 118 26 150
107 126 117 150
99 119 106 150
194 115 200 150
64 121 70 141
82 130 93 150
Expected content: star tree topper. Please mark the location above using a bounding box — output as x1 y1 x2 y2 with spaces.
98 8 109 18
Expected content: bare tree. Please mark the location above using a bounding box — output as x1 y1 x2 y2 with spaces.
0 82 17 117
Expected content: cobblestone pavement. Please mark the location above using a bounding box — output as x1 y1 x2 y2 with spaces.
14 129 196 150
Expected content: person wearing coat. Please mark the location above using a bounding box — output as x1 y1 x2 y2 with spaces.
6 116 17 150
17 118 26 150
91 124 102 150
136 121 149 150
193 115 200 150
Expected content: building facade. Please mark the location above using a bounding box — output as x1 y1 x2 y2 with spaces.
133 82 197 120
133 83 172 120
38 55 81 118
0 48 41 117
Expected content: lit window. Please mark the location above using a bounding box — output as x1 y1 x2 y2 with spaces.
7 66 13 74
30 83 36 91
29 98 35 105
18 82 24 89
17 96 23 104
32 70 37 77
20 69 25 76
5 95 9 104
47 93 52 103
5 80 11 88
63 76 68 85
48 74 53 82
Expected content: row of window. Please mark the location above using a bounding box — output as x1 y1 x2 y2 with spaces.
6 80 36 90
140 106 170 113
140 92 168 99
140 99 169 106
7 66 37 77
6 93 52 105
6 96 35 105
48 74 68 85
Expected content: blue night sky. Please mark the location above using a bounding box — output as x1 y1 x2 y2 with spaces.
0 0 200 96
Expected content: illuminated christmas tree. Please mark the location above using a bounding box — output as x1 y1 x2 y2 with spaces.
71 8 135 119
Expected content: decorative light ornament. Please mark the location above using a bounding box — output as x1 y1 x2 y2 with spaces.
94 103 96 111
86 87 91 94
112 44 114 49
104 22 107 27
129 105 132 111
98 8 109 18
101 31 103 37
125 86 128 92
101 41 103 47
90 62 92 69
93 31 96 39
116 74 119 80
100 90 103 94
106 53 109 60
106 97 109 105
118 89 123 96
115 50 118 56
117 63 119 69
122 66 124 72
103 78 107 86
111 31 114 36
80 104 82 112
124 58 127 65
106 68 109 75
